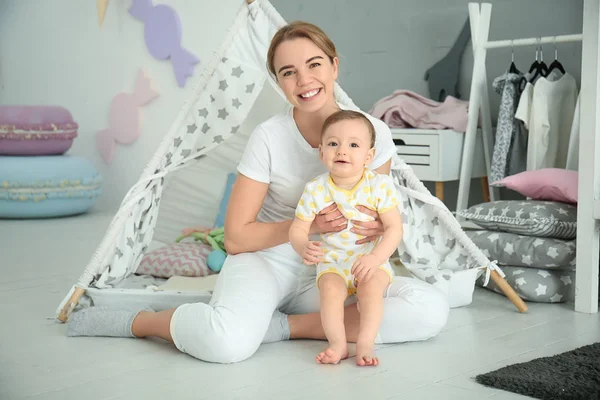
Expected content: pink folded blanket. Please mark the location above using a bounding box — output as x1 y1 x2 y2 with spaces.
369 90 469 132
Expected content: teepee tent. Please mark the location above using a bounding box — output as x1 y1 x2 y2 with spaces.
56 0 526 323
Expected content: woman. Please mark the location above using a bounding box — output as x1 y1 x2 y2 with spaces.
67 21 450 364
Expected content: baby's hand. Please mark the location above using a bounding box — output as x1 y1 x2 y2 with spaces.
302 241 322 265
351 254 383 283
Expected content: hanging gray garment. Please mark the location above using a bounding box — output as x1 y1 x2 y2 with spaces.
506 77 528 178
506 110 528 176
490 73 528 182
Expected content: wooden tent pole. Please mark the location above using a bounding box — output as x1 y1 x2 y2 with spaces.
57 287 85 322
490 271 528 312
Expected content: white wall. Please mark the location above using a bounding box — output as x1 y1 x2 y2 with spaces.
0 0 242 212
0 0 584 212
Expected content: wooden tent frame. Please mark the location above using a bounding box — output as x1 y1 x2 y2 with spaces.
58 0 537 323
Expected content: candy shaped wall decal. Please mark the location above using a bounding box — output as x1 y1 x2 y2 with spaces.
96 69 159 164
129 0 200 88
97 0 110 28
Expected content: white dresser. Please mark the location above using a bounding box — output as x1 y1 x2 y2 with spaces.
391 128 489 201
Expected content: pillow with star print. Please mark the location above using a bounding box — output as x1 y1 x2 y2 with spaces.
465 230 576 268
457 200 577 240
476 265 574 303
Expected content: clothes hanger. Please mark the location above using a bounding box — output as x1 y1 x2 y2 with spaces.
527 42 540 82
507 40 528 90
527 41 540 76
538 39 549 77
508 40 520 74
528 39 548 82
547 36 566 75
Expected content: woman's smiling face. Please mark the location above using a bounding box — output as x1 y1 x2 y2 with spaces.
272 37 339 113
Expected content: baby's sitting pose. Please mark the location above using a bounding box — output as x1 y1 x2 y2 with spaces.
289 110 403 366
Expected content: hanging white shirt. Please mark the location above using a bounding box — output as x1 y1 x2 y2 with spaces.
515 73 578 170
565 94 581 171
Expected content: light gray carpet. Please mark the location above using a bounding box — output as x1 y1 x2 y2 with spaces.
475 342 600 400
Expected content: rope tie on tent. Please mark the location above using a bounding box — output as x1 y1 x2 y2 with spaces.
482 260 505 287
484 261 504 286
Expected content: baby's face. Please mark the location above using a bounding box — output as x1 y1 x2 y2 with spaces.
319 119 374 178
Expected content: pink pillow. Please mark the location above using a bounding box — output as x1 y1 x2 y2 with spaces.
0 105 78 156
492 168 578 204
136 242 216 278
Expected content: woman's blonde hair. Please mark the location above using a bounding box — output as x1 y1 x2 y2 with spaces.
266 21 338 78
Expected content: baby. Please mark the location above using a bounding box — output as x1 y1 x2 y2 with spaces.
289 110 403 366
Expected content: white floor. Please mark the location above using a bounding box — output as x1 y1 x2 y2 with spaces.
1 210 599 400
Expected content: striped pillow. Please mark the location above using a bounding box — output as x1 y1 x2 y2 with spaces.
458 200 577 239
136 242 215 278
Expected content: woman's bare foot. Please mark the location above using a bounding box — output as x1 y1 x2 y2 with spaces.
316 343 349 365
356 341 379 366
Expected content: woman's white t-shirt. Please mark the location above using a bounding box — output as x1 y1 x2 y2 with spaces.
237 105 396 229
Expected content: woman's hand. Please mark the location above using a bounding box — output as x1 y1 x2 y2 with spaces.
352 206 385 244
310 203 347 235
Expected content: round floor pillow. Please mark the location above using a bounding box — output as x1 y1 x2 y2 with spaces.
0 155 102 218
0 105 78 156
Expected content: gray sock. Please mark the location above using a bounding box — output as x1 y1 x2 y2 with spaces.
262 309 291 344
67 306 150 338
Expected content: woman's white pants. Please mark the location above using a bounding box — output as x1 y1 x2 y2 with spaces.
170 249 450 364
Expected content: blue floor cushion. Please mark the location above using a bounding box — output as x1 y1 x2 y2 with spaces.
0 155 102 218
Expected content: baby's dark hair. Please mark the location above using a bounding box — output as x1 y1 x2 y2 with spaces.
321 110 376 148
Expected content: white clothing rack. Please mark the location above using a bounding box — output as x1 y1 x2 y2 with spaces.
459 2 598 313
484 34 583 49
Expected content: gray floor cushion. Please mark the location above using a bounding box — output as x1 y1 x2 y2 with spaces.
477 265 574 303
465 229 576 269
458 200 577 239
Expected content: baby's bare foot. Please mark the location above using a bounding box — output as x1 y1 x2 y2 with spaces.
316 343 349 365
356 341 379 366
